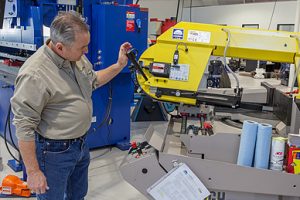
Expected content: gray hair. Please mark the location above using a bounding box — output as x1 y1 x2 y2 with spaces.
50 11 89 46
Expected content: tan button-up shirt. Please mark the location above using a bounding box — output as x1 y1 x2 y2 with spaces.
11 41 99 141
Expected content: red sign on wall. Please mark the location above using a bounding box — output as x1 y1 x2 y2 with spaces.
126 20 135 32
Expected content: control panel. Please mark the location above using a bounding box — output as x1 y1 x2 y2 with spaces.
149 62 190 81
169 64 189 81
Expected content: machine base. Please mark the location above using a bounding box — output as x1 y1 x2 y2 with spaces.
115 141 131 151
7 159 22 172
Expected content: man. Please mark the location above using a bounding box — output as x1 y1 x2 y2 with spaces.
10 11 132 200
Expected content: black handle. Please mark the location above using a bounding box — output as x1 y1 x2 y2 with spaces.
126 49 148 81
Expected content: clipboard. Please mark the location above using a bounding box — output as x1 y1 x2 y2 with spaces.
147 163 210 200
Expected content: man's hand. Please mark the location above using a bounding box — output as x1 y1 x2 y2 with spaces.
117 42 132 68
95 42 132 87
27 170 49 194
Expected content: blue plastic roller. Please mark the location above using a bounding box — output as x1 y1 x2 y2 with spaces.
237 120 258 167
254 123 272 169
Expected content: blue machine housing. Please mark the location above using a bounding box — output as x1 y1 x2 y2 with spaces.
0 0 148 150
86 4 148 149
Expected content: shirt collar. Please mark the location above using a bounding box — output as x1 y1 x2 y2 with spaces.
43 39 68 69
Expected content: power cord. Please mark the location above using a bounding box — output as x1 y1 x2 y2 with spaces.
189 0 192 22
7 104 19 151
90 82 113 133
106 83 113 147
176 0 181 22
173 42 189 65
4 104 20 163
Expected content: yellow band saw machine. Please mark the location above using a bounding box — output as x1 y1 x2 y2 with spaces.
121 22 300 200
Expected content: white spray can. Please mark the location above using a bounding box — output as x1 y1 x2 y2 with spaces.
270 137 286 171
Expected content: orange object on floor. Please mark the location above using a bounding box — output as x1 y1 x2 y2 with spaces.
0 175 31 197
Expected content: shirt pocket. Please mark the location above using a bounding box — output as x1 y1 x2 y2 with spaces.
80 72 93 98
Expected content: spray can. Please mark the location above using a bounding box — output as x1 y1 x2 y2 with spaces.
270 137 286 171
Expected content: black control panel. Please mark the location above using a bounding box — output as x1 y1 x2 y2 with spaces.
149 62 171 78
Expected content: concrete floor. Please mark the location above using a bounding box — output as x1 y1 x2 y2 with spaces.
0 121 167 200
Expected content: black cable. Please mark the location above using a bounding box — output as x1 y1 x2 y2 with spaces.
189 0 192 22
4 104 20 163
267 0 277 30
156 151 168 173
106 83 113 146
91 82 113 133
130 69 139 88
176 0 181 22
106 122 112 151
220 117 243 129
7 104 19 151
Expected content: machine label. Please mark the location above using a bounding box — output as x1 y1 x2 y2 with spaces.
187 30 211 43
1 186 12 195
172 29 184 40
169 64 189 81
152 63 165 73
126 11 135 19
126 20 135 32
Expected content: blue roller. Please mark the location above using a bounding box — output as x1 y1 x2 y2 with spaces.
254 123 272 169
237 120 258 167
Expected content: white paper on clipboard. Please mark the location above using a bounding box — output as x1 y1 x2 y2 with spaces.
147 163 210 200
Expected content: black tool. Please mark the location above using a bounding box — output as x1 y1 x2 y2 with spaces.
173 42 188 65
126 48 148 81
173 49 179 65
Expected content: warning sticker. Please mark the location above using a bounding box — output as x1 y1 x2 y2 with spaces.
152 63 165 73
126 11 135 19
187 30 211 43
126 20 135 32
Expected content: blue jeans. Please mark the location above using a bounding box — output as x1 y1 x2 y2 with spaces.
35 135 90 200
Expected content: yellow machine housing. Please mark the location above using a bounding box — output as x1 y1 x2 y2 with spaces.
136 22 300 106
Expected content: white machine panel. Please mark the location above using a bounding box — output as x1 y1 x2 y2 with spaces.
170 64 189 81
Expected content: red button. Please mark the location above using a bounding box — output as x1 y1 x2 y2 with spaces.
131 141 137 149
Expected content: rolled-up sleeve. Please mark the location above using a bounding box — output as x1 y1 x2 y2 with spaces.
90 69 99 90
10 72 50 141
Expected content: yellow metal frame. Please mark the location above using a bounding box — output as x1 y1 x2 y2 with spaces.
137 22 300 105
